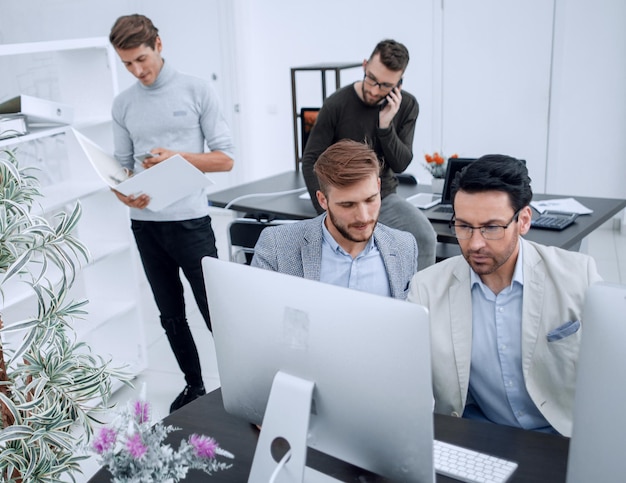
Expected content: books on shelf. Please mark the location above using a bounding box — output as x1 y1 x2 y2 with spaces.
0 94 74 125
0 114 28 140
71 129 214 212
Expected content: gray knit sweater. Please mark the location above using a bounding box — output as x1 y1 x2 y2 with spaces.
112 61 234 221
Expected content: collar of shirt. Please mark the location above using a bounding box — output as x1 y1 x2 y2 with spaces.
320 214 376 258
319 215 390 297
141 58 175 91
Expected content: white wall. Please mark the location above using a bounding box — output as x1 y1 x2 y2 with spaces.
229 0 436 182
1 0 625 200
436 0 555 192
547 0 626 198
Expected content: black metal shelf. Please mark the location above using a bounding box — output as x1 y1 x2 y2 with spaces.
290 62 361 171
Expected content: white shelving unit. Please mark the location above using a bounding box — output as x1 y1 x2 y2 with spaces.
0 37 147 380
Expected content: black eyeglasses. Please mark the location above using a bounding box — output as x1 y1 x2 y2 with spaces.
450 210 521 240
363 72 398 92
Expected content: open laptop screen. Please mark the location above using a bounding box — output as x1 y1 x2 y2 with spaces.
440 158 476 205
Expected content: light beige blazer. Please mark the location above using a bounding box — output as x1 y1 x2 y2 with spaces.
407 238 602 436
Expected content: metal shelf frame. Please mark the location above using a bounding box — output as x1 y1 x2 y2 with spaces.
290 62 361 171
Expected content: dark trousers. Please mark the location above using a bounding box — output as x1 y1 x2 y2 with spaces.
131 216 218 388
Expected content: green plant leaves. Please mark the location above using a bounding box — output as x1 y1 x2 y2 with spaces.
0 147 131 481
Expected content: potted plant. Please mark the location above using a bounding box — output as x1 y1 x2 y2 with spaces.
0 146 129 482
424 152 458 194
89 396 233 482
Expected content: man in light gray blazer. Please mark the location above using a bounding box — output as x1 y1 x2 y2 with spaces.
408 155 602 436
252 139 418 300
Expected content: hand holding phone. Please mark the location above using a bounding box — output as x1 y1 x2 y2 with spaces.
379 78 403 110
134 152 155 163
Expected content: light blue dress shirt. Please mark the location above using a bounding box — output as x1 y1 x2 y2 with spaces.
319 217 391 297
464 241 553 432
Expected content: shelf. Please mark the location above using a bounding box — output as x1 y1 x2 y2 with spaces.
0 116 111 147
290 62 362 170
81 313 147 375
0 37 118 135
88 240 132 264
38 181 106 213
0 37 145 381
0 124 68 149
72 298 137 338
0 37 112 57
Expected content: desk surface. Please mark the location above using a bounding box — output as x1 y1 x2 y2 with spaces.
208 171 626 251
88 388 569 482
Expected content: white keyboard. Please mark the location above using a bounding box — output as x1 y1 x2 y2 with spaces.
434 440 518 483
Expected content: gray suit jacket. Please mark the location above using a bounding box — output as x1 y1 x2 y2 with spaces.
407 238 602 436
251 215 418 299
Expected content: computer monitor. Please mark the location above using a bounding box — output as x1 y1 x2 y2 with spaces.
202 257 434 482
566 282 626 482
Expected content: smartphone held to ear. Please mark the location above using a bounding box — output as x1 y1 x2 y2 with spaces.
379 78 403 110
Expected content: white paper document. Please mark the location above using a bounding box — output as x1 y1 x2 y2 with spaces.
531 197 593 215
72 129 214 212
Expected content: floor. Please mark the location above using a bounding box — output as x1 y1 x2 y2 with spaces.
77 209 625 482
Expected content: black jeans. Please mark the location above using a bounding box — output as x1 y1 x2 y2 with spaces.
131 216 218 387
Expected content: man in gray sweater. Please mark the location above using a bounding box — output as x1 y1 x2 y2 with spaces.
109 14 234 412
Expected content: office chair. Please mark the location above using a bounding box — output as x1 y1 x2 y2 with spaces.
227 218 297 264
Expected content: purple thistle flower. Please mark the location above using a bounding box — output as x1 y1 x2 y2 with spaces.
93 427 117 454
126 433 147 459
189 434 219 459
133 400 150 424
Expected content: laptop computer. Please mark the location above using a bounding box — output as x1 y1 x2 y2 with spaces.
566 282 626 482
421 158 475 222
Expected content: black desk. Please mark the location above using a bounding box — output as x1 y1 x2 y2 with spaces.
88 388 570 482
208 171 626 252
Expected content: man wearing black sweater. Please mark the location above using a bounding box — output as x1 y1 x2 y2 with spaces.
302 39 436 270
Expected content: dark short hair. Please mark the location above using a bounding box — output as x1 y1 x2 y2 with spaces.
369 39 410 72
314 140 381 196
451 154 532 213
110 14 159 50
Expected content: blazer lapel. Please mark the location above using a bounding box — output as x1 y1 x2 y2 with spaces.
374 228 403 297
450 261 473 402
301 217 323 281
520 240 545 376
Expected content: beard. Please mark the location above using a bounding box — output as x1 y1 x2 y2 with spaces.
361 83 385 107
327 207 378 243
462 236 519 276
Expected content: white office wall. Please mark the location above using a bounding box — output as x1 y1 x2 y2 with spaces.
547 0 626 199
229 0 436 182
437 0 555 193
1 0 625 200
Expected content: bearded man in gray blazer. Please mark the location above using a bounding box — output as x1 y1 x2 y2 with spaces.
408 155 602 437
252 139 418 300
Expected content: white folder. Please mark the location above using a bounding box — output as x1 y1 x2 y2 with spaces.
0 94 74 124
72 128 214 212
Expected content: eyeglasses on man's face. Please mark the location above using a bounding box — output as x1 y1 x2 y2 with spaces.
363 72 399 92
450 210 521 240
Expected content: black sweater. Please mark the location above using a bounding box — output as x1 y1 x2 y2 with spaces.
301 83 419 213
